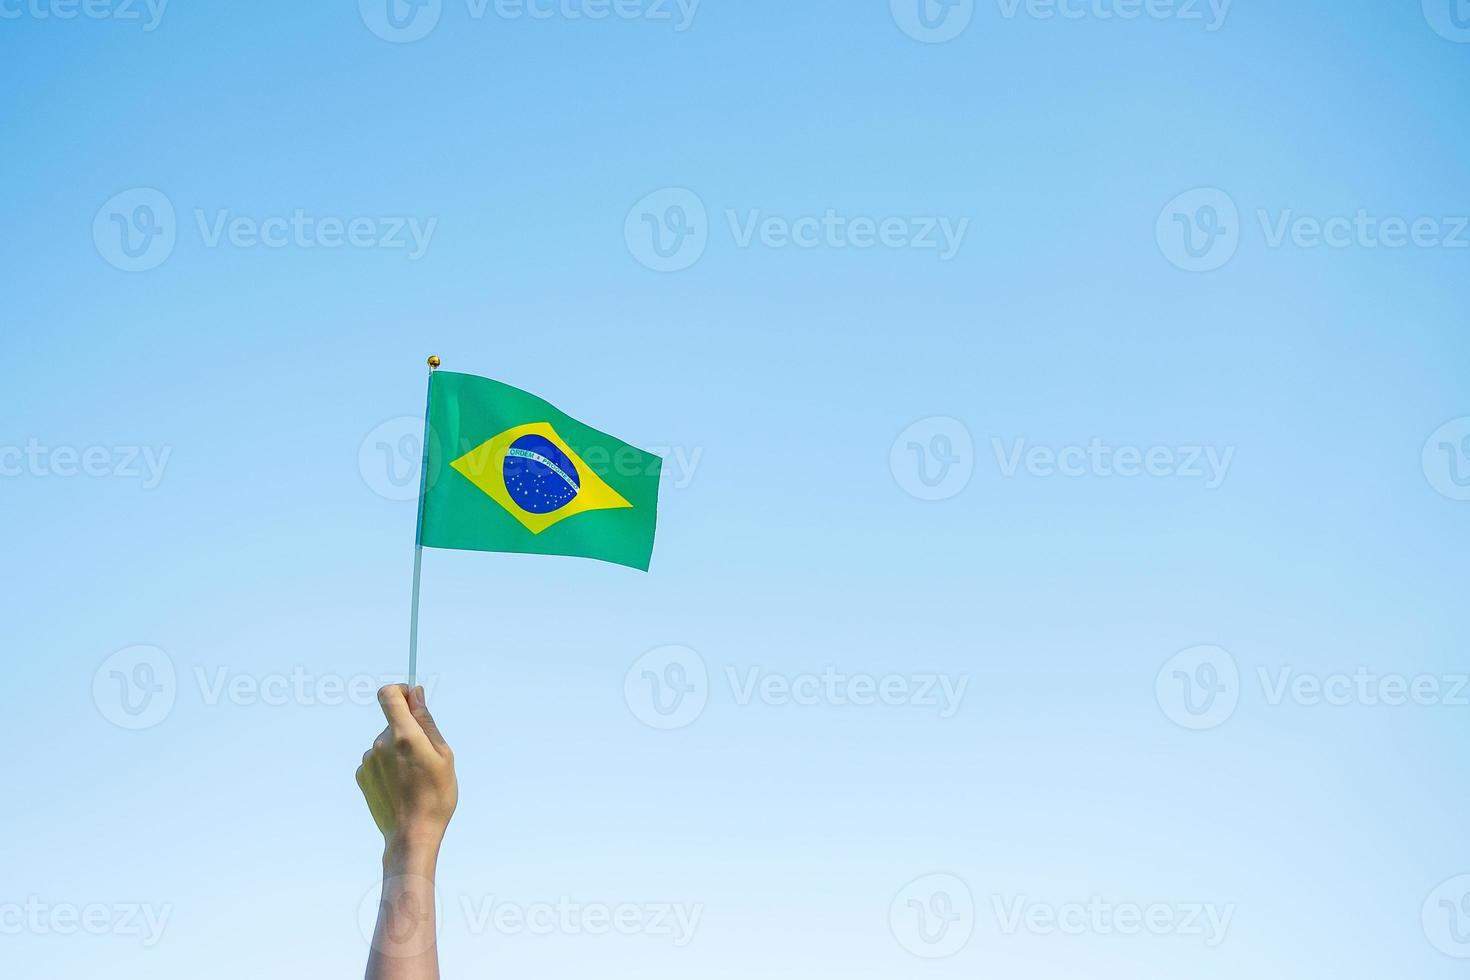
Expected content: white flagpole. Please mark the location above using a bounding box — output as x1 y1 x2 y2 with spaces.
407 355 440 688
407 544 424 689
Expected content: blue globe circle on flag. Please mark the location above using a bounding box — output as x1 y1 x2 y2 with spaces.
503 434 581 514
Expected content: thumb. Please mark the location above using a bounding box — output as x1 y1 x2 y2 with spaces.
410 686 449 751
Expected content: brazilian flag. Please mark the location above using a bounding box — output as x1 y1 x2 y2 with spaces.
417 371 661 571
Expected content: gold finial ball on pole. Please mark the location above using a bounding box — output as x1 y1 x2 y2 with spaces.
427 356 441 370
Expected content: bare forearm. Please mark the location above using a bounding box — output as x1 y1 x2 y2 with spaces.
366 837 444 980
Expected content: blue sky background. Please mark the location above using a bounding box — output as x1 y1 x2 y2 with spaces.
3 1 1470 977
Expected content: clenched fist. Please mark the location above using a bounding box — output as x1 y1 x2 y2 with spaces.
357 685 458 854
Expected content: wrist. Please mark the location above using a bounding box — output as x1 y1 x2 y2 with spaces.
382 829 444 875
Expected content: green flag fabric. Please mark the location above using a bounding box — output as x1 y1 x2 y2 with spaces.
417 371 661 571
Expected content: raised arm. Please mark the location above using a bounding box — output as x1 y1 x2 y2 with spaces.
358 684 459 980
